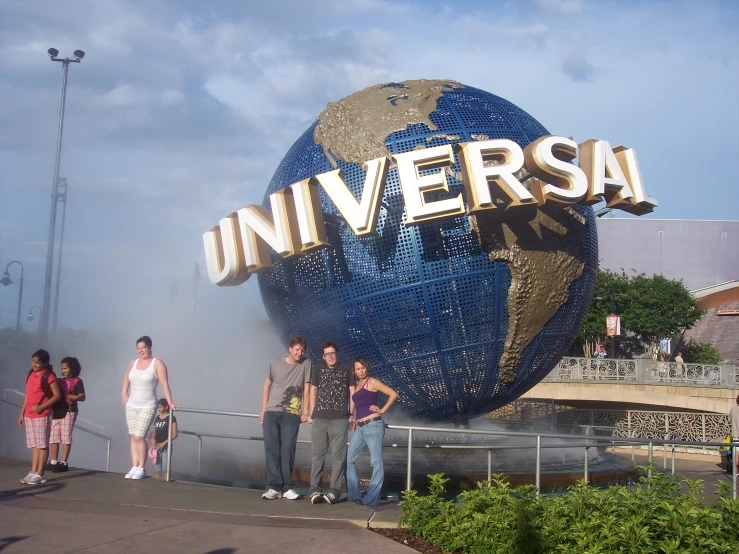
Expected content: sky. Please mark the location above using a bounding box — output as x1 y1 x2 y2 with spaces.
1 0 738 335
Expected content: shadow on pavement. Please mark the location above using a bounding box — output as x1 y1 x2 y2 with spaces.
0 535 29 552
0 470 100 503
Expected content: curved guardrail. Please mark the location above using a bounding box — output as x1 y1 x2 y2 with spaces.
165 407 738 500
0 396 111 471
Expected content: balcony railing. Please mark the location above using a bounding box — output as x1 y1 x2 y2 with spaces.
544 356 738 387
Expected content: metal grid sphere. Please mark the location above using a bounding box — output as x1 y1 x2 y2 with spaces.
258 83 598 421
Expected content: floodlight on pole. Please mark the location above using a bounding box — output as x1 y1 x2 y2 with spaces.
1 260 25 333
41 48 84 339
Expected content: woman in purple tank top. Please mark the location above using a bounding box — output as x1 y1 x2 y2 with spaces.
346 357 398 506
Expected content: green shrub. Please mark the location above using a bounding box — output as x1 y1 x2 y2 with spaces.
398 466 739 554
681 338 722 364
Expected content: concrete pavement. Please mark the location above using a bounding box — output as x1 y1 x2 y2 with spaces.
0 457 406 554
2 450 733 553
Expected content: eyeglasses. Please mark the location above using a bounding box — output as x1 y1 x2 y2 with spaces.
323 351 337 357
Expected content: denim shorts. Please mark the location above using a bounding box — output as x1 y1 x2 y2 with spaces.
154 449 169 473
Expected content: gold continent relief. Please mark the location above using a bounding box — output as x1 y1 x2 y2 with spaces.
314 79 463 166
313 79 586 385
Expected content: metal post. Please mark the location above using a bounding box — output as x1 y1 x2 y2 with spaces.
584 447 589 483
41 61 70 339
648 442 653 478
731 443 739 500
610 293 617 359
671 445 675 475
733 443 737 501
166 408 173 482
2 261 25 333
551 398 555 431
51 178 68 334
106 438 111 472
535 435 541 495
406 428 413 491
197 435 203 476
487 448 492 483
663 434 667 469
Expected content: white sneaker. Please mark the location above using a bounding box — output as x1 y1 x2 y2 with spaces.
25 473 42 485
261 488 282 499
130 467 146 480
124 466 137 479
283 489 299 500
37 474 47 484
20 472 35 484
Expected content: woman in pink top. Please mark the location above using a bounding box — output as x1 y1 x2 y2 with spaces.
121 336 178 480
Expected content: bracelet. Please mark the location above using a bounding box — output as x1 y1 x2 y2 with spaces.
168 402 174 408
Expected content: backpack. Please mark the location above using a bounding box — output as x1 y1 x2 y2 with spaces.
26 368 68 420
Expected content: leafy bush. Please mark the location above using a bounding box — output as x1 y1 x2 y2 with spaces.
398 467 739 554
681 338 722 364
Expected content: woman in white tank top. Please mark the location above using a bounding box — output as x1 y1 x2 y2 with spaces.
121 335 178 480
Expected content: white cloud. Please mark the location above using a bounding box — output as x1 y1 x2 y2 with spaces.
0 0 737 332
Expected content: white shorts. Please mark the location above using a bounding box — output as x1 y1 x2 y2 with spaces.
125 406 157 437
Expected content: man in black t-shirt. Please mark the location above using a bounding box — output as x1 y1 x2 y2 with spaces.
308 341 354 504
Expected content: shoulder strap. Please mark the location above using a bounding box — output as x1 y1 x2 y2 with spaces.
26 369 33 383
40 370 51 397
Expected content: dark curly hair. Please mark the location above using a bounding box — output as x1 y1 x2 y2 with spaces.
61 356 82 377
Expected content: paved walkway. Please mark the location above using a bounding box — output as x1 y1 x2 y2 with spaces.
2 451 734 553
0 457 405 554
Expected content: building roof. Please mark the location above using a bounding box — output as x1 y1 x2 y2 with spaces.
691 281 739 309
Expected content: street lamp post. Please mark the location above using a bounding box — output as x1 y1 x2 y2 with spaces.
52 177 68 335
27 306 42 330
41 48 84 339
610 293 617 359
1 260 25 333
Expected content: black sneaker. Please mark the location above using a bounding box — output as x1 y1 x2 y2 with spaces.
323 492 337 504
58 462 69 473
50 463 61 473
309 492 324 504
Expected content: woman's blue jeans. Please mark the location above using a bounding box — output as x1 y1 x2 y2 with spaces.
346 419 385 506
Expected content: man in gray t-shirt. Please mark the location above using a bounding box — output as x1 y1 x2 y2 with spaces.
260 336 311 500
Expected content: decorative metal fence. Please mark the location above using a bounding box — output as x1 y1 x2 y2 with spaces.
555 357 637 381
547 356 738 387
490 399 732 445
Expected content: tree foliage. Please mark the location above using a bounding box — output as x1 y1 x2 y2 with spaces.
681 339 722 364
576 270 705 357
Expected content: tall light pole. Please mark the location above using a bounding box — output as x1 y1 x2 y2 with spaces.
52 177 68 334
41 48 84 339
1 260 25 333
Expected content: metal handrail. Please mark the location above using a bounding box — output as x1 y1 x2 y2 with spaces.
170 406 738 499
4 388 104 434
0 396 111 471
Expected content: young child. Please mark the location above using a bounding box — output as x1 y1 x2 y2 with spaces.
18 349 62 484
150 398 178 478
49 357 86 472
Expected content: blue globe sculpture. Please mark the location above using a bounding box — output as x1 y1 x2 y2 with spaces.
258 80 598 421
